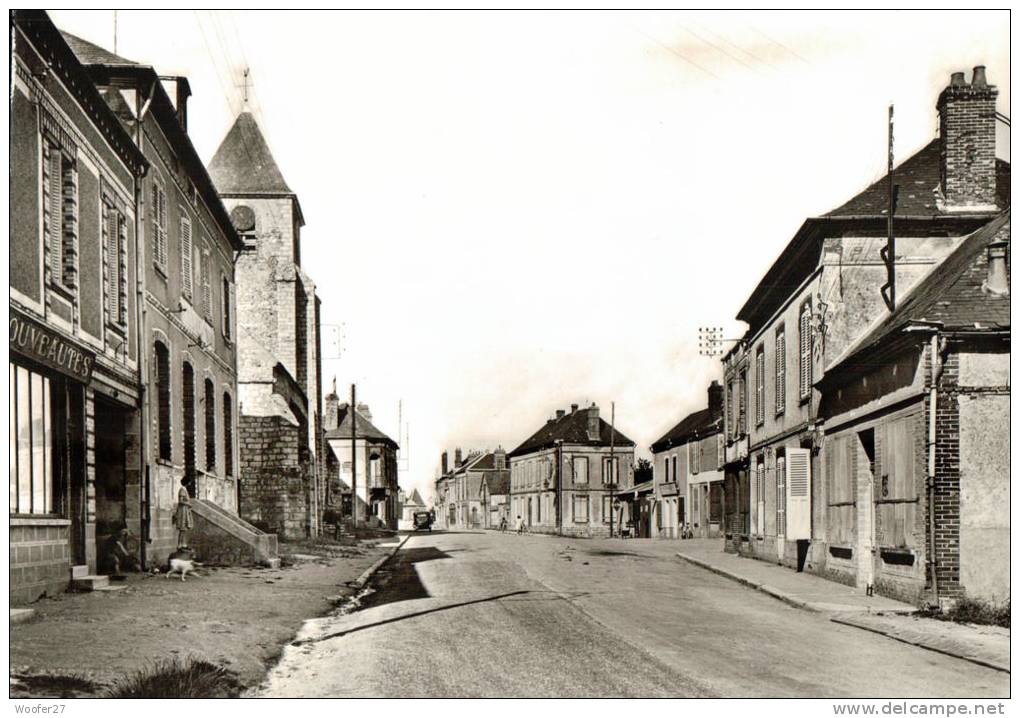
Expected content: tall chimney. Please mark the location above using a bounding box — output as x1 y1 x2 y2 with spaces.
937 66 999 211
708 380 724 420
323 390 339 431
494 447 506 470
983 241 1009 296
441 451 449 475
586 404 600 442
455 447 463 468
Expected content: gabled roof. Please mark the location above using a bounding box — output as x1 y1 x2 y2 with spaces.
60 30 139 66
405 489 426 507
208 111 297 196
452 451 503 474
651 407 721 454
823 210 1010 381
482 472 511 496
324 403 399 449
508 407 635 459
826 140 1011 218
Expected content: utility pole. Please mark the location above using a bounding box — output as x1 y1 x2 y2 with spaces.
350 383 359 527
881 104 897 312
609 401 615 539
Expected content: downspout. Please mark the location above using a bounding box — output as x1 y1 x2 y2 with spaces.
927 332 946 605
135 82 154 567
555 440 563 536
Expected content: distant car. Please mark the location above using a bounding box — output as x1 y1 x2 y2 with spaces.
413 511 433 531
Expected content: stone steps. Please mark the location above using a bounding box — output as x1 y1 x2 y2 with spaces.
70 574 110 591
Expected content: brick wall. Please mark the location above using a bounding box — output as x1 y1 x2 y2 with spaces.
933 352 961 598
10 523 71 605
937 78 998 210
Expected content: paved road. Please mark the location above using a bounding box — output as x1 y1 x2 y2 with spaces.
256 531 1009 697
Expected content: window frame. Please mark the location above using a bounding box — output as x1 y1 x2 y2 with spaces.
573 494 589 524
9 363 60 517
41 116 79 299
152 177 168 275
154 341 172 462
776 453 787 538
572 455 589 485
101 188 129 334
222 391 234 477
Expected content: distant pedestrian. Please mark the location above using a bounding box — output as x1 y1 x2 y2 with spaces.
515 515 524 535
499 516 508 533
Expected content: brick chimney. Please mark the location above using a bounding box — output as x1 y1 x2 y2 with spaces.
494 447 506 470
441 450 449 475
455 448 463 467
707 380 724 420
587 404 600 442
356 403 372 422
937 66 999 212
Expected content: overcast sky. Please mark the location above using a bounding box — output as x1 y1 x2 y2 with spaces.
51 10 1010 501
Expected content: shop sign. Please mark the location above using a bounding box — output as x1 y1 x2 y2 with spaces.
9 309 95 383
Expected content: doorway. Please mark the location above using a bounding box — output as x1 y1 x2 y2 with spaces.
856 429 877 590
94 398 129 572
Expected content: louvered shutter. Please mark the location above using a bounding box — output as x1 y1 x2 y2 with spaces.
755 350 765 424
180 217 193 300
61 158 77 289
118 213 128 325
200 250 211 319
799 308 811 399
102 202 118 322
776 330 786 414
786 448 811 540
46 146 63 286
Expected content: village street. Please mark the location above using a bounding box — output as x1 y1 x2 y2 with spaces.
255 532 1009 698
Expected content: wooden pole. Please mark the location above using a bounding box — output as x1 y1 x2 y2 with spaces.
609 401 615 538
350 383 358 527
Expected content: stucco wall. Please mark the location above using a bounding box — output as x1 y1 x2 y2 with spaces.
958 392 1010 603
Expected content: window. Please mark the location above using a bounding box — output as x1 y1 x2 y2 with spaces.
799 302 812 400
152 179 168 271
727 380 735 439
10 364 56 515
739 367 748 435
180 215 193 301
42 113 78 294
671 455 677 483
204 379 216 472
222 276 232 339
572 456 588 485
222 392 233 476
102 193 128 329
755 346 765 426
154 341 171 461
775 326 786 415
602 456 618 485
776 454 787 537
602 495 613 524
200 248 212 321
691 442 700 475
573 494 589 523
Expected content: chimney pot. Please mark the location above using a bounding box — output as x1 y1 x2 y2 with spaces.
556 409 565 419
950 71 966 87
571 403 579 413
972 65 988 88
984 241 1009 295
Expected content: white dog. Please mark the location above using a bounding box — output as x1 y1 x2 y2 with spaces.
165 550 202 582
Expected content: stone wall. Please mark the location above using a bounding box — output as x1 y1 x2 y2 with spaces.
10 521 71 605
238 414 310 539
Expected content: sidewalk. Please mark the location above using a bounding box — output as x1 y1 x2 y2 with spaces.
674 539 914 613
9 537 393 698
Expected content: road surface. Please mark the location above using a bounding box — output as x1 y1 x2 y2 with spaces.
255 531 1009 697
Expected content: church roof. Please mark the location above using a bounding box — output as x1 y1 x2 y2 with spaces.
208 111 295 196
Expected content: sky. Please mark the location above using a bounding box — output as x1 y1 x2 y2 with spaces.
50 10 1010 502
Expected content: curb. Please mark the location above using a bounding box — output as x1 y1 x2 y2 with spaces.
352 534 411 589
830 615 1010 674
676 551 819 612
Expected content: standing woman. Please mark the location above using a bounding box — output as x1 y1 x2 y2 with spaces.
173 478 194 548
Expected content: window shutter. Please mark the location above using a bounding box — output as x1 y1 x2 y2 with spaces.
153 183 168 268
46 146 63 286
201 250 212 319
117 212 128 325
61 157 77 289
180 216 193 300
799 308 811 398
756 350 765 425
786 448 811 540
776 330 786 414
102 202 118 322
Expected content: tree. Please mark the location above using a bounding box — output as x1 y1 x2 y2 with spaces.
634 458 653 484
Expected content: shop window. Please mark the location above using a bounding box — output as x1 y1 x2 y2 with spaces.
9 363 56 515
222 392 234 477
204 378 216 472
154 341 171 461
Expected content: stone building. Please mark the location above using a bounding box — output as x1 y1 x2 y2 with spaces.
508 404 635 537
323 395 400 529
445 449 508 529
398 488 428 530
651 382 724 539
207 111 326 540
480 472 511 529
721 66 1009 604
10 12 149 603
63 26 277 568
818 211 1010 605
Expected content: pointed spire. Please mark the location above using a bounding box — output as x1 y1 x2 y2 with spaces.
208 111 293 195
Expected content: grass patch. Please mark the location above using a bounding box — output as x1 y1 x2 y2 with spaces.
104 657 242 698
917 598 1010 628
10 672 98 698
